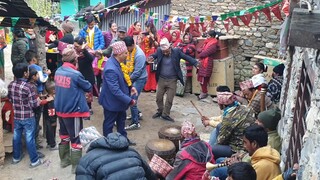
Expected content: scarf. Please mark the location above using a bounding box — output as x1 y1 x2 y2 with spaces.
127 25 141 36
201 37 218 68
222 101 240 117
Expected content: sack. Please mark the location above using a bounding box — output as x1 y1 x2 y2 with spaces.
150 63 157 72
149 154 173 178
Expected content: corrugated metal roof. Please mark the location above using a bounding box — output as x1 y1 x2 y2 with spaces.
107 0 142 9
0 0 57 30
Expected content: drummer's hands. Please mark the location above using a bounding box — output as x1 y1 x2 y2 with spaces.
225 154 241 166
201 116 210 127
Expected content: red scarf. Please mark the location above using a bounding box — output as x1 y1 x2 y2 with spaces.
127 25 141 36
201 37 218 68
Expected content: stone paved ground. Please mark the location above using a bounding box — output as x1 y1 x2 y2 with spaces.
1 45 220 179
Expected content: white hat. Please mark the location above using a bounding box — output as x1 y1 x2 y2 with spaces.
79 126 102 151
160 38 170 50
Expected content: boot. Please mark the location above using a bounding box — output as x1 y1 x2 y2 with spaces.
71 148 82 174
59 144 71 168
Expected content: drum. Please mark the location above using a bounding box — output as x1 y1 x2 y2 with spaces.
158 125 183 151
149 154 174 178
145 139 176 165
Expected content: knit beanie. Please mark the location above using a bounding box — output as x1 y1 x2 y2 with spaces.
79 126 102 151
273 64 285 76
61 21 74 33
257 108 281 131
62 45 78 62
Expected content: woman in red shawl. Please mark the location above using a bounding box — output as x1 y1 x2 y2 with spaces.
127 21 142 45
177 33 196 93
171 30 182 48
158 23 172 42
140 21 159 92
197 30 218 99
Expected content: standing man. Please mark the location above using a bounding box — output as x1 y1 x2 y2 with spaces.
55 46 92 173
99 41 137 144
149 38 199 122
123 36 147 130
78 14 104 50
267 64 285 104
103 26 127 58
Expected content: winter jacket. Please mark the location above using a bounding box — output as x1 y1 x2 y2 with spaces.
48 33 74 49
150 48 198 85
251 146 281 180
79 26 105 50
103 30 115 49
77 49 96 86
166 138 215 180
54 62 92 118
11 37 28 66
76 133 157 180
25 34 37 53
99 56 133 112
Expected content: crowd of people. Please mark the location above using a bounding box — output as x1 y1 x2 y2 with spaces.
0 12 293 180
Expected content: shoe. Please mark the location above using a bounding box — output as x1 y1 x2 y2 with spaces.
37 151 45 159
138 112 143 120
59 144 71 168
89 109 94 115
126 114 132 120
127 139 136 146
71 149 82 174
49 145 59 151
152 112 162 119
161 115 175 122
198 93 208 100
30 159 43 168
125 123 141 131
12 153 25 164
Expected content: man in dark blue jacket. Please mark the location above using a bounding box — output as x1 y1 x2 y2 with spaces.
149 38 199 122
99 41 137 144
54 46 92 173
76 129 157 180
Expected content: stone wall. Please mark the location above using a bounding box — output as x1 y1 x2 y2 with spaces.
170 0 283 88
278 47 320 179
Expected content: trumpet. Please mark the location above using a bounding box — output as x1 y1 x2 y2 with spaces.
206 162 228 171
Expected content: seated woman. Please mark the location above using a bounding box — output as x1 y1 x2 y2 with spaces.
166 121 215 180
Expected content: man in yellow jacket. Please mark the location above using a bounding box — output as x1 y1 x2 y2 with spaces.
243 124 281 180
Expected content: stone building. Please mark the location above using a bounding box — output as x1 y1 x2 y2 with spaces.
171 0 283 88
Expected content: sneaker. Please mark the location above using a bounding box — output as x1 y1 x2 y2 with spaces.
37 151 45 159
30 159 43 168
161 115 175 122
152 112 162 119
49 145 58 151
198 93 208 100
138 112 143 120
90 109 94 115
126 114 132 120
125 123 141 131
12 153 25 164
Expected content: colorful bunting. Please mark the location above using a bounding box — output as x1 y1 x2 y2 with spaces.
195 16 200 23
200 17 205 23
154 18 158 25
271 4 283 21
189 16 195 23
164 15 169 22
260 7 272 22
223 19 230 32
230 17 240 26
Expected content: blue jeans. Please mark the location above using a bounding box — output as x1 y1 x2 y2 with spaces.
130 78 146 124
13 117 39 163
210 157 228 179
209 123 222 146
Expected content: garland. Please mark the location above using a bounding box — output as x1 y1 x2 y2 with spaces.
120 63 132 87
126 47 136 73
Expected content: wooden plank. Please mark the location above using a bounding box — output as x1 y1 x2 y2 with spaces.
288 9 320 49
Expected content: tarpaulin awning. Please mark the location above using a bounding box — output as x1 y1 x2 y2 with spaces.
0 0 57 30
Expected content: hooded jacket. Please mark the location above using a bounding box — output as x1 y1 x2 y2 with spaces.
251 146 281 180
76 133 157 180
11 37 28 65
166 138 215 180
54 62 92 118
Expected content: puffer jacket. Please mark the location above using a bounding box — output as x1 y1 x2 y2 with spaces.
11 37 28 66
76 133 157 180
79 26 105 50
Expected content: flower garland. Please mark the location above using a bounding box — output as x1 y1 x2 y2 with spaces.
120 63 132 87
126 47 136 73
144 37 150 54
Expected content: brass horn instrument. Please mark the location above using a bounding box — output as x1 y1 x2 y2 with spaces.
206 162 228 171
